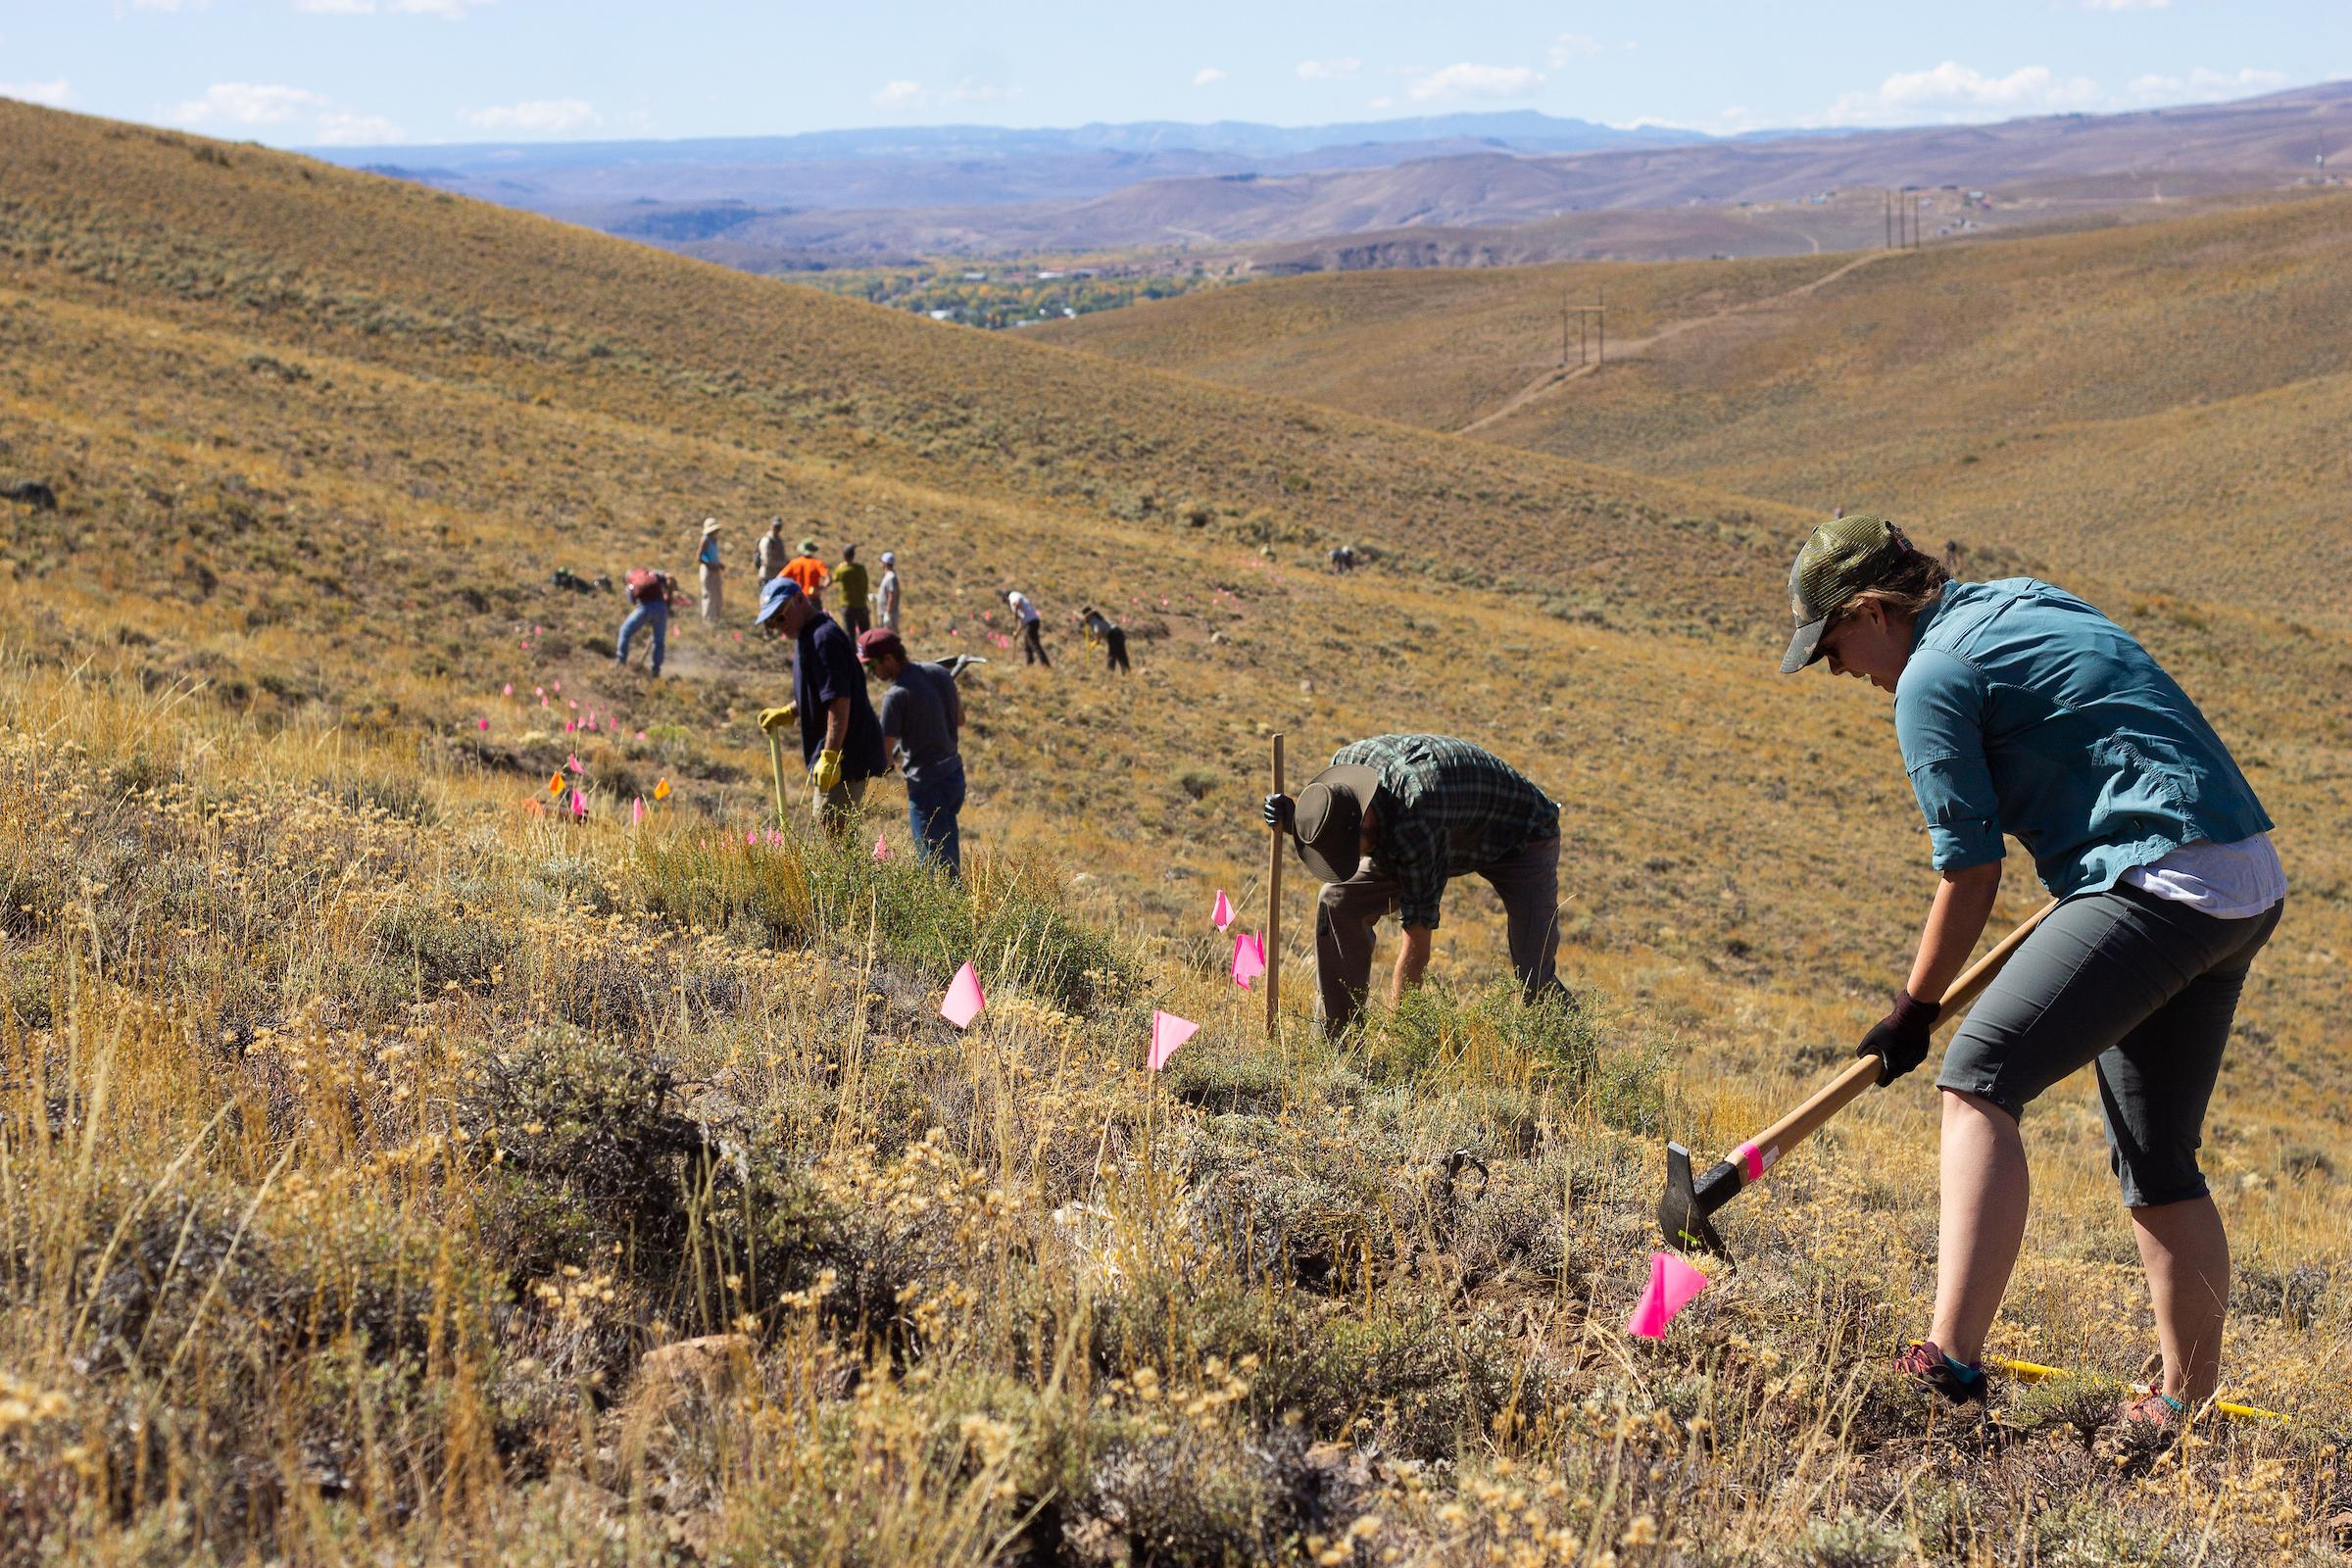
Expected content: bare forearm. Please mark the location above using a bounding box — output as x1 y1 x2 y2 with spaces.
823 697 850 752
1390 925 1433 1002
1905 862 2003 1003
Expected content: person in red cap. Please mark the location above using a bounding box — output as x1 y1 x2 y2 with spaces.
858 628 967 874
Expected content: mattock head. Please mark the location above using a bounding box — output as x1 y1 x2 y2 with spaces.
1658 1142 1730 1258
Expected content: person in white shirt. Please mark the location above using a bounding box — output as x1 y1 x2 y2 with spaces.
1005 589 1049 667
878 552 902 631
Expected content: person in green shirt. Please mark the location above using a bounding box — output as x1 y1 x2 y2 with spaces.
834 544 872 636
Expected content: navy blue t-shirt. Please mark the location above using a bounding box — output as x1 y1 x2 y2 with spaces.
792 613 888 780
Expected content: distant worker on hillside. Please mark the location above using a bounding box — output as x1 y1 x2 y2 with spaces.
1327 544 1359 573
1264 734 1571 1036
755 576 886 834
835 545 872 636
1005 589 1050 666
878 551 903 631
1078 605 1130 673
758 517 791 583
697 518 724 621
615 566 679 677
782 536 831 608
1776 514 2283 1425
858 628 968 875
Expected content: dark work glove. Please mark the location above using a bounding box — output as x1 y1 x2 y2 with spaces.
1262 793 1294 832
1857 989 1942 1086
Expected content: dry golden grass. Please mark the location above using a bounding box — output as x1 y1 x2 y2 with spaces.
1 101 2348 1564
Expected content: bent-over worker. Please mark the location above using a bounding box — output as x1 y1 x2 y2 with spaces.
1780 514 2284 1428
1265 734 1570 1036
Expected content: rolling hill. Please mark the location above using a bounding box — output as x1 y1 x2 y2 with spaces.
3 99 2348 1562
1042 188 2352 632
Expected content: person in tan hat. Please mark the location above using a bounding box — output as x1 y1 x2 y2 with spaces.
1263 734 1570 1034
696 517 724 621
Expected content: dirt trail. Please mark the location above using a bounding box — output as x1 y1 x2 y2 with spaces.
1453 249 1900 437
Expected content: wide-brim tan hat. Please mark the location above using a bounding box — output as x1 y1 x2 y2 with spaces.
702 517 722 535
1291 762 1381 883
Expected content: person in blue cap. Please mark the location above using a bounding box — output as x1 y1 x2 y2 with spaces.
1780 514 2284 1430
756 574 886 835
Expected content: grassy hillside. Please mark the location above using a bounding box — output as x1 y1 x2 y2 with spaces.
2 103 2349 1563
1043 191 2352 632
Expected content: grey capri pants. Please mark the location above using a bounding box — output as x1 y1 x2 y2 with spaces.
1936 883 2283 1207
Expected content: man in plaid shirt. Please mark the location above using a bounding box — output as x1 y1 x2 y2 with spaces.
1264 734 1571 1034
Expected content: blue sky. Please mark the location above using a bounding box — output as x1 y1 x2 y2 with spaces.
2 1 2344 147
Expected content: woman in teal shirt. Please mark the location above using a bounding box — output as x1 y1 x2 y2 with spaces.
1781 515 2284 1425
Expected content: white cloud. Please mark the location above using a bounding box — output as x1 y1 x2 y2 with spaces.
871 79 925 111
390 0 488 16
1823 62 2103 125
2083 0 2169 9
1 78 74 108
1405 63 1545 103
295 0 376 12
1192 67 1227 87
130 0 210 10
172 81 332 125
2128 66 2291 102
458 98 598 133
1547 33 1601 67
314 110 403 142
1296 57 1361 81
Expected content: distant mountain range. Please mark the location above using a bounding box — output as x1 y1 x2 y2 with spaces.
319 111 1698 216
308 83 2348 268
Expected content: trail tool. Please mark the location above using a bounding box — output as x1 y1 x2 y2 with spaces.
758 704 794 828
1659 898 2058 1258
1264 733 1284 1039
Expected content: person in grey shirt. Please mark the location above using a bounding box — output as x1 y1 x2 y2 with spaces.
857 628 967 874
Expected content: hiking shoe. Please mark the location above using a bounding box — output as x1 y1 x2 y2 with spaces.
1893 1341 1989 1406
2116 1392 2185 1431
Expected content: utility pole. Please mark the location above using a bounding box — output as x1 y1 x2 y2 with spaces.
1885 190 1892 250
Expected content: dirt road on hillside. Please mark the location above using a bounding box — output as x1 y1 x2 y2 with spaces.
1453 249 1902 437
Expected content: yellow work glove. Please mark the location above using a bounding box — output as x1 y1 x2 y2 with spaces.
758 702 797 732
810 748 844 794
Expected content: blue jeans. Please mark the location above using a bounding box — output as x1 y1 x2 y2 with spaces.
906 758 966 876
616 600 667 674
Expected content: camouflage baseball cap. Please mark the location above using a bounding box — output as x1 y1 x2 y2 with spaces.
1779 514 1913 673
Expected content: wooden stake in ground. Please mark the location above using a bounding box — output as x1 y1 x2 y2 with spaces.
1265 733 1284 1039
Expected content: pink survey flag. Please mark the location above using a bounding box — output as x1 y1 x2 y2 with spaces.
872 832 892 861
631 796 645 825
746 827 758 846
1149 1010 1199 1071
1210 889 1233 931
1230 929 1266 990
568 789 586 819
502 683 514 697
1626 1252 1710 1340
940 962 986 1030
476 717 489 732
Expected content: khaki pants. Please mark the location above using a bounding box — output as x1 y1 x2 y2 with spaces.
1313 834 1565 1034
812 774 868 836
700 563 722 621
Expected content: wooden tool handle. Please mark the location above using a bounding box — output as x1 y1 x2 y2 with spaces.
1743 899 2059 1164
1265 735 1285 1037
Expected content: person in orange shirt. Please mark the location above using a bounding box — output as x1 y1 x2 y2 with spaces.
780 536 830 609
